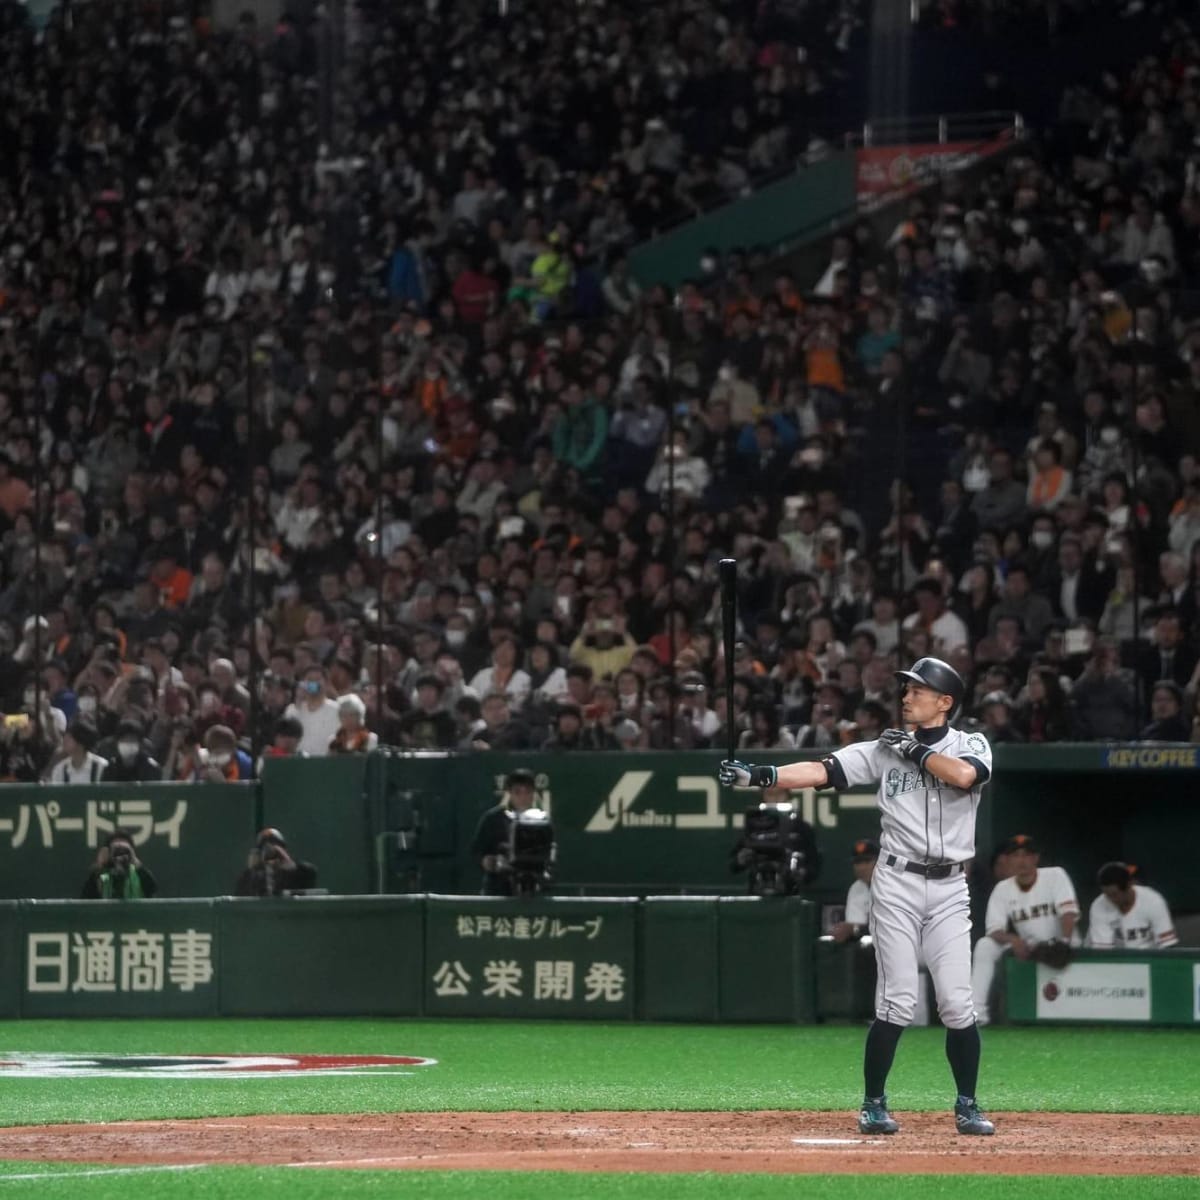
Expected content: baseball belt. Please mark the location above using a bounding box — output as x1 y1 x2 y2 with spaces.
884 853 967 880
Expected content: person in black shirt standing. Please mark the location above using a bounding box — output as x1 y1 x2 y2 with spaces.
469 768 546 896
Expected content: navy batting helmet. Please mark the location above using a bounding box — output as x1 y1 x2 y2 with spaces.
894 656 965 711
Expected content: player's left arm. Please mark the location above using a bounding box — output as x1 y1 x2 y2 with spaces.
921 751 983 790
879 729 991 790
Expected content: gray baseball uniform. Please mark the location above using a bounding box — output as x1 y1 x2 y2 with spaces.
827 726 992 1028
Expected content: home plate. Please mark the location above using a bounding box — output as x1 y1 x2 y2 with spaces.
792 1137 864 1146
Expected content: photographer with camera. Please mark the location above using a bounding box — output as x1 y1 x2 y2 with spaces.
82 828 158 899
730 787 820 897
469 768 556 896
235 827 319 897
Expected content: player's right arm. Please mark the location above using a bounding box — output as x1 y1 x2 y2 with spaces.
776 759 830 789
1049 867 1080 941
984 884 1010 944
720 741 880 791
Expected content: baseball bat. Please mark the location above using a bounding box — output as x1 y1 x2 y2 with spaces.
718 557 738 765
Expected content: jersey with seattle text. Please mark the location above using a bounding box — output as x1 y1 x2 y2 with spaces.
985 867 1078 942
1086 885 1178 950
829 726 991 864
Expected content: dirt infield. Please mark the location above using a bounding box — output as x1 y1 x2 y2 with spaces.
3 1111 1198 1175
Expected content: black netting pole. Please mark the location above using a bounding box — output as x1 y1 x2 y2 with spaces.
245 324 260 759
374 325 385 732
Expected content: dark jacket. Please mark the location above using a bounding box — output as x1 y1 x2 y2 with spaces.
234 858 318 896
1069 670 1138 740
101 754 162 783
1130 643 1199 693
470 804 517 896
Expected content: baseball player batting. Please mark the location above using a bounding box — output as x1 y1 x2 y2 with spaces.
720 656 994 1136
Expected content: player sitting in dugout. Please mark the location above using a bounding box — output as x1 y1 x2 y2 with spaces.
970 834 1079 1026
81 828 158 900
831 838 879 942
1086 862 1178 950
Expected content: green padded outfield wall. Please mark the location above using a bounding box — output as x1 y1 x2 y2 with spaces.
0 901 18 1018
20 898 220 1018
3 895 822 1022
717 897 817 1022
423 895 638 1019
627 154 857 289
217 895 424 1017
640 897 720 1021
0 783 257 901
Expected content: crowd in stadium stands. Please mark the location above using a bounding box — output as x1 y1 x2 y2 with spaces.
914 0 1153 37
0 0 1199 782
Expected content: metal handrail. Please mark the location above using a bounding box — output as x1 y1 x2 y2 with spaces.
847 110 1024 149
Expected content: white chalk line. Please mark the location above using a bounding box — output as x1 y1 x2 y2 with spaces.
291 1146 802 1169
0 1164 211 1184
791 1137 865 1146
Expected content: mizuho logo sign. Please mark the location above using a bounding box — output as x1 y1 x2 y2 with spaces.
585 772 722 832
583 772 862 832
0 1053 437 1079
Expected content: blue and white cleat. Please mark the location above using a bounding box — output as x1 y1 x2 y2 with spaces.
858 1095 900 1135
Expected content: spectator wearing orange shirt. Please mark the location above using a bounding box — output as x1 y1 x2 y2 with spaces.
149 550 193 610
804 319 846 396
1026 440 1073 512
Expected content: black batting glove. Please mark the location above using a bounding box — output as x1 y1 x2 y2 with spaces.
879 728 933 770
719 759 778 788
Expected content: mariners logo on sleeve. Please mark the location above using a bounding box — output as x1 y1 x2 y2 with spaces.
966 734 988 756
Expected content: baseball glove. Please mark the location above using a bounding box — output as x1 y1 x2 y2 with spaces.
1031 938 1073 969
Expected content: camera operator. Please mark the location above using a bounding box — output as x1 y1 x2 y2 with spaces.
235 827 319 896
81 828 158 899
730 787 820 896
469 768 556 896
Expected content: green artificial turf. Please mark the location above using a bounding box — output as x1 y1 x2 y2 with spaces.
0 1166 1194 1200
0 1020 1196 1128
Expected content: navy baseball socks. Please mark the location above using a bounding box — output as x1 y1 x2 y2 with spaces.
859 1019 905 1134
947 1023 995 1135
858 1019 994 1135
